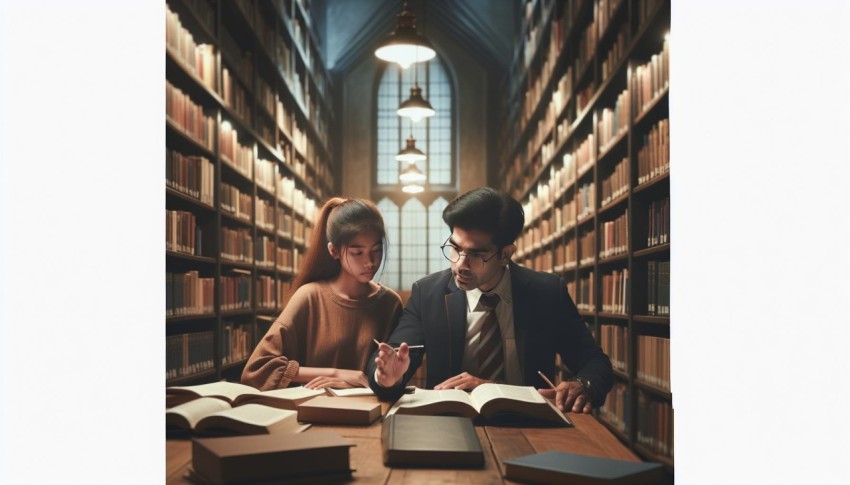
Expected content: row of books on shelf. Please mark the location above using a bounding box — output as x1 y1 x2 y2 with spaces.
572 273 594 311
256 276 277 309
167 210 203 256
600 324 628 372
637 335 670 391
167 271 215 317
167 150 214 206
597 88 629 152
599 381 628 434
637 118 669 185
647 261 670 316
632 35 670 118
221 227 253 262
601 268 629 314
221 275 252 311
647 196 669 247
599 212 627 259
600 156 628 206
598 387 672 459
221 322 254 366
166 4 216 90
637 390 673 458
166 81 215 150
220 183 252 220
167 330 215 379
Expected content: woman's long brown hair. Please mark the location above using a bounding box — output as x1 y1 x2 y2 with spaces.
289 197 387 297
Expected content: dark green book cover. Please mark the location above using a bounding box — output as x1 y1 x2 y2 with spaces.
382 414 484 468
504 450 663 484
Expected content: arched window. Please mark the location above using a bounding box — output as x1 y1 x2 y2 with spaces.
375 56 455 291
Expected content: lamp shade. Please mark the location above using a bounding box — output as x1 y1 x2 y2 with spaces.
374 5 436 69
396 135 426 163
399 161 426 184
402 183 425 194
397 85 435 122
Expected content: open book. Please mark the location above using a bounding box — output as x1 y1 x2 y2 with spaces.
166 381 325 409
386 383 573 426
166 398 311 436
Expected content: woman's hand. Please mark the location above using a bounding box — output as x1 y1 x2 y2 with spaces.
304 369 368 390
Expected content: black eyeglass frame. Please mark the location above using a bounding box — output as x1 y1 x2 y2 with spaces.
439 237 501 265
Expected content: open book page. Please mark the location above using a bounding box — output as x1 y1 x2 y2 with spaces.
470 383 548 407
326 387 376 397
196 404 301 434
234 386 325 406
470 384 572 425
386 388 477 417
166 381 259 403
166 397 232 429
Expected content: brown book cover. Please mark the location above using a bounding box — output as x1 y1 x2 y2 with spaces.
382 414 484 468
191 431 354 484
296 396 381 425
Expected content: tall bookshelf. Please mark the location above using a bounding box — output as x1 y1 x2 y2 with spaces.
498 0 672 469
165 0 336 387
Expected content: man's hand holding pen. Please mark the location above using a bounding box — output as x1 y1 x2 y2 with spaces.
373 339 413 388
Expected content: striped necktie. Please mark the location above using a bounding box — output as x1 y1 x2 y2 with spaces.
476 293 504 382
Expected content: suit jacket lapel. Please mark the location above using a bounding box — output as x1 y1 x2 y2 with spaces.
444 273 468 376
510 262 532 381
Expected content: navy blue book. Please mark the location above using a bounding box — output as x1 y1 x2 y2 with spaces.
503 451 663 484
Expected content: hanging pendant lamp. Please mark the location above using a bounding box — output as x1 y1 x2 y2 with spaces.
402 183 425 194
397 85 435 122
374 2 436 69
399 160 426 184
396 135 426 163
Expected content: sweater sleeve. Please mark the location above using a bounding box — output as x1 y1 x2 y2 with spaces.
240 288 309 390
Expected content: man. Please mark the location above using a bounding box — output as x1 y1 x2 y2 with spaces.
369 187 613 413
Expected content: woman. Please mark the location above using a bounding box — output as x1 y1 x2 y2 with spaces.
242 197 403 390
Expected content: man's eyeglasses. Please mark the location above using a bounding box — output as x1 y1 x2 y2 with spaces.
440 239 500 265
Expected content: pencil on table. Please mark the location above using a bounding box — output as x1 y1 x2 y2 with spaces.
537 370 557 390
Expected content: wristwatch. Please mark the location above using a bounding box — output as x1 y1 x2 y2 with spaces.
568 376 595 402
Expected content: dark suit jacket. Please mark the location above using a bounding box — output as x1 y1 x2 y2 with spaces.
367 262 613 406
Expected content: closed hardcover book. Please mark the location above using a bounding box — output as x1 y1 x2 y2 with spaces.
296 396 381 425
191 431 354 484
382 415 484 468
503 451 663 485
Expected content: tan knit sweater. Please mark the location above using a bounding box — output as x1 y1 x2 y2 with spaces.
241 281 403 390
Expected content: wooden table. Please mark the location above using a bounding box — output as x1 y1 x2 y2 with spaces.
166 399 639 484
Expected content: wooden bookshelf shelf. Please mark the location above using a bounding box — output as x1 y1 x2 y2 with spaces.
165 117 215 157
598 253 628 266
166 313 217 323
500 0 672 466
166 250 215 265
633 315 670 325
634 244 670 258
221 308 254 318
635 379 672 400
612 368 629 380
598 312 629 321
166 369 217 387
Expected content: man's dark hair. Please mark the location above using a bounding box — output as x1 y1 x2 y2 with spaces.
442 187 525 248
